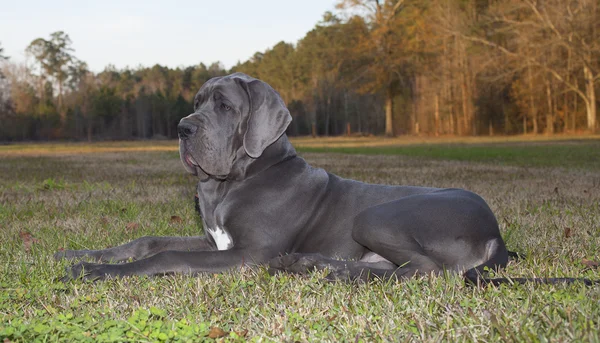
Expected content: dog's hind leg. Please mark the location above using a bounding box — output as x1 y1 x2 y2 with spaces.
267 252 438 282
351 189 509 278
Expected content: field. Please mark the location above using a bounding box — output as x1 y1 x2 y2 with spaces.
1 136 599 342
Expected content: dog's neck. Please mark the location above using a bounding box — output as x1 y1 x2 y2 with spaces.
228 134 297 181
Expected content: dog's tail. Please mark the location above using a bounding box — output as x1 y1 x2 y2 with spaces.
463 247 599 287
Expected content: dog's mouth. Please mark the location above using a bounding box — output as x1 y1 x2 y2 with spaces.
184 153 205 177
183 150 228 180
180 140 230 180
185 153 199 168
180 140 203 177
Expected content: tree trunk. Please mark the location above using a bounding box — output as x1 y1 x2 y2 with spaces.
385 84 394 136
450 84 458 135
58 81 65 123
87 116 92 142
573 92 577 131
545 79 554 134
311 73 318 137
121 104 129 139
356 99 362 133
434 93 440 136
460 73 469 135
324 94 331 136
583 64 597 131
344 91 349 135
527 64 538 134
442 35 452 135
457 38 473 136
565 34 572 132
503 102 510 134
166 112 172 139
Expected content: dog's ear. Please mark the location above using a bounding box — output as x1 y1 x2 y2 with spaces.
240 79 292 158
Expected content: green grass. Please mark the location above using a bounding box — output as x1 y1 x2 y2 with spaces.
1 141 599 342
297 140 600 169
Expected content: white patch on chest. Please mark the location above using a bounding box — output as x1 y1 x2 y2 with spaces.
206 226 233 251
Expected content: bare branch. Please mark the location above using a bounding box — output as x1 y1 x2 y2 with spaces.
454 31 588 102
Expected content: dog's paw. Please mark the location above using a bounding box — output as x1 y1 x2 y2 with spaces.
323 269 352 282
60 262 115 282
268 253 331 275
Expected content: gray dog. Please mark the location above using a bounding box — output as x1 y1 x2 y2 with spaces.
56 73 509 283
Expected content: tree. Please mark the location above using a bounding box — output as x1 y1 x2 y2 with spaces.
0 41 9 106
294 15 356 135
26 31 76 124
337 0 417 136
66 61 95 141
0 42 8 81
456 0 599 132
0 42 8 61
4 7 600 142
0 42 13 139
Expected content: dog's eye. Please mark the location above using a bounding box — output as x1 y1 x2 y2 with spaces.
220 103 232 111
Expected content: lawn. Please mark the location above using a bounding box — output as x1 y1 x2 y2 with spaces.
0 137 599 342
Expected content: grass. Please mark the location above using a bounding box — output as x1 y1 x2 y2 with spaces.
1 138 599 342
3 134 600 169
297 143 600 169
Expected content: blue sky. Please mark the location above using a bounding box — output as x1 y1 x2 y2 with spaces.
1 0 337 72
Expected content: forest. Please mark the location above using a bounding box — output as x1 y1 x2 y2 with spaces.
0 0 599 141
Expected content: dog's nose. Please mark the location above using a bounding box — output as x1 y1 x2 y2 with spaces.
178 121 198 139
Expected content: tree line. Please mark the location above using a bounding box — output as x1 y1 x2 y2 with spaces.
0 0 599 142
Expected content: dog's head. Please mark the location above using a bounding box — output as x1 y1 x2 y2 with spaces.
178 73 292 179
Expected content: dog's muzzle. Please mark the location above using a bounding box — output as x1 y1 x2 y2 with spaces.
177 121 197 139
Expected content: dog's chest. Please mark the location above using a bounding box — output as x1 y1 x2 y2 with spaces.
201 209 234 251
205 226 233 250
196 182 234 251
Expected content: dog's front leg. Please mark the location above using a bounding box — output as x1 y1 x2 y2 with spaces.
55 236 215 263
62 249 267 282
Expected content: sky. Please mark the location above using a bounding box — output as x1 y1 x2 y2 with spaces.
1 0 338 72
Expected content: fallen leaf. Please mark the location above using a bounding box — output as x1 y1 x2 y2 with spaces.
582 259 599 268
19 230 39 252
208 327 227 338
170 215 183 224
564 227 571 238
125 222 139 231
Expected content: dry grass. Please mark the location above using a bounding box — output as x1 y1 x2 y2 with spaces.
291 133 600 148
2 133 600 156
